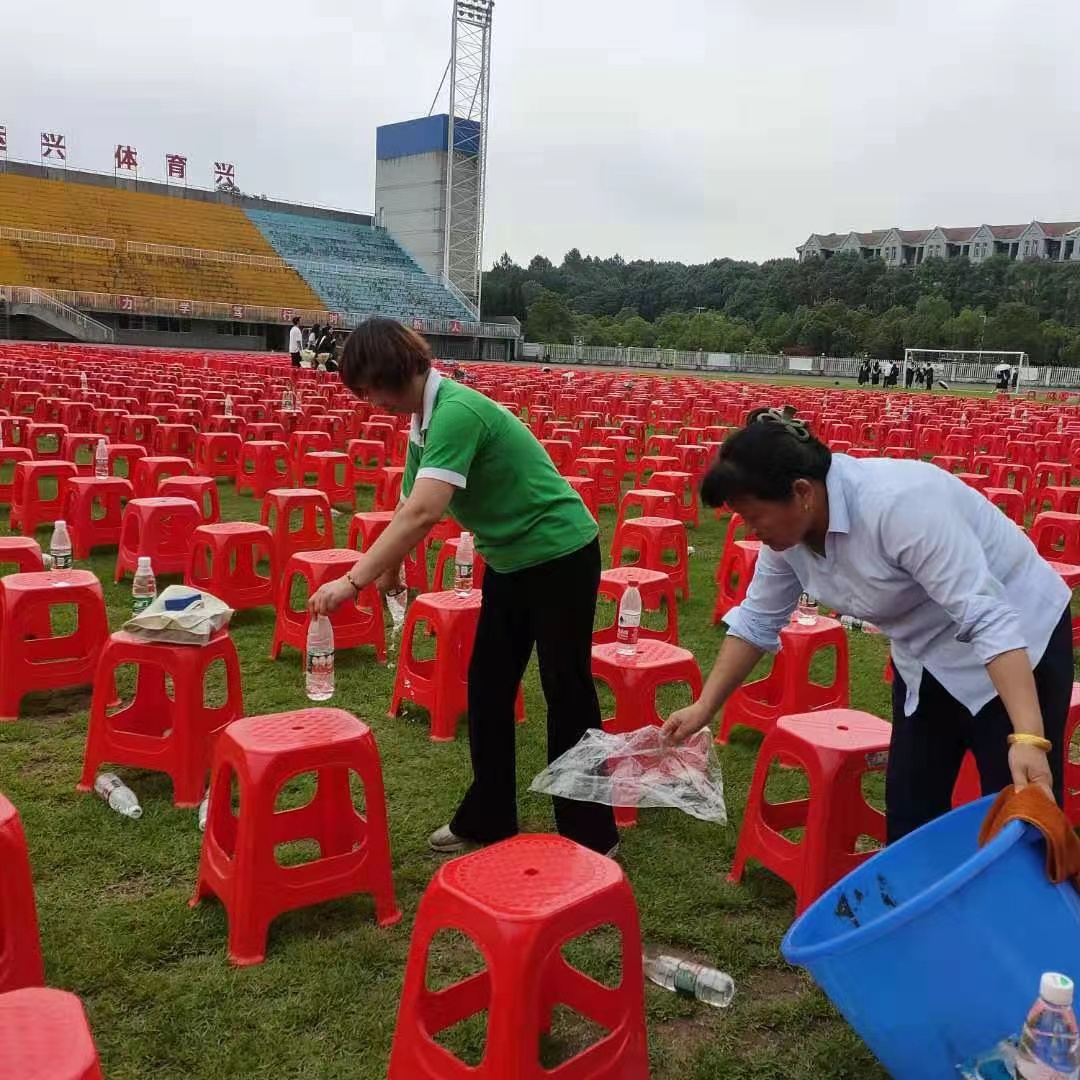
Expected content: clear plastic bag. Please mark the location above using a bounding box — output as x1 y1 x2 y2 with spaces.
529 727 727 823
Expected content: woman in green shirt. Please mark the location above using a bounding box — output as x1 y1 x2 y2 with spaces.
309 319 618 857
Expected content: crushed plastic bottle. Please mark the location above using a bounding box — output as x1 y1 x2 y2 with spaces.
49 520 72 571
839 614 881 634
1016 972 1080 1080
643 948 735 1008
385 587 408 650
131 557 157 615
197 791 209 832
616 576 642 656
306 614 335 701
94 438 109 479
94 772 142 819
454 532 475 596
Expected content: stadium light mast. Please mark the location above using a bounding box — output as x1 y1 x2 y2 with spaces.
445 0 493 316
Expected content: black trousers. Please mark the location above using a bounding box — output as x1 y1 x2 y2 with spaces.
450 538 619 854
886 606 1073 844
290 352 302 368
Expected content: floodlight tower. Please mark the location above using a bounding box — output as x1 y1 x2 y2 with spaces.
444 0 493 313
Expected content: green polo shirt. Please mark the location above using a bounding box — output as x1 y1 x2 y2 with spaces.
402 371 598 573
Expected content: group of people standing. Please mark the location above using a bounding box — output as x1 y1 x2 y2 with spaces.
857 358 935 390
287 315 339 369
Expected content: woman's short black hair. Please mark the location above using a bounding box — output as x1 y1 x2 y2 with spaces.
339 317 432 394
700 407 832 507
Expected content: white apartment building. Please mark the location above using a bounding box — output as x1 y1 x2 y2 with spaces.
798 221 1080 266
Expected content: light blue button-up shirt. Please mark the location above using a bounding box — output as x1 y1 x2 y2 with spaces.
724 454 1071 716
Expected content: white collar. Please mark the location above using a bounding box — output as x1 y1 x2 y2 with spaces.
410 369 443 445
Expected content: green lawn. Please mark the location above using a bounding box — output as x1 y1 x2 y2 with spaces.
0 474 904 1079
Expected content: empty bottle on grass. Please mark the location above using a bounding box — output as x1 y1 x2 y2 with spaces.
1016 972 1080 1080
454 532 474 596
94 438 109 479
839 615 880 634
49 520 72 571
94 773 142 819
306 614 335 701
197 791 209 832
616 576 642 656
643 948 735 1008
131 557 157 615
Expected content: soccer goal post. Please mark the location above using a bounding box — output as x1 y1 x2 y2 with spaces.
901 348 1030 394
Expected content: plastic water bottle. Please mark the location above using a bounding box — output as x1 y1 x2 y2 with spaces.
643 949 735 1008
224 394 234 417
282 387 295 411
1016 972 1080 1080
197 791 209 832
94 773 142 819
839 615 880 634
131 557 156 614
616 576 642 656
94 438 109 479
49 520 72 571
80 371 88 392
795 593 818 626
306 614 335 701
454 532 474 596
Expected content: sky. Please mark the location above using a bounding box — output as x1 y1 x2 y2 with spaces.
4 0 1080 267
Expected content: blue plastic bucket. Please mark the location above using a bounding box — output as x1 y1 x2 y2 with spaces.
782 795 1080 1080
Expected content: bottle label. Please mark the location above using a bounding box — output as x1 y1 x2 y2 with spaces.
132 596 154 615
51 552 72 570
307 649 334 675
454 565 473 590
672 967 699 999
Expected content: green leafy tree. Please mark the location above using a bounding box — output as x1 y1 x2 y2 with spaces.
524 289 575 343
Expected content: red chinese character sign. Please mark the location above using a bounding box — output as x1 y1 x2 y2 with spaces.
177 300 192 316
412 317 425 332
117 295 136 312
40 132 66 161
230 304 244 320
114 145 138 172
449 319 463 335
166 154 187 182
0 127 7 154
280 308 294 323
214 162 236 190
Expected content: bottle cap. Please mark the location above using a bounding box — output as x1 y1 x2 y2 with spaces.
460 531 472 541
136 557 153 572
54 519 66 529
1041 972 1074 1006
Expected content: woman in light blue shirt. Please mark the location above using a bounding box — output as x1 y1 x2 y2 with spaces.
663 409 1074 842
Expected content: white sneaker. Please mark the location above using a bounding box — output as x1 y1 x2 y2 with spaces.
428 825 472 854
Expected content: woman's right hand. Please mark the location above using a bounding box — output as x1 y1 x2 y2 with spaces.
661 702 713 745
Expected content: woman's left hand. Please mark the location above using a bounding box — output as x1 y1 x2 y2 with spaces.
1008 741 1055 800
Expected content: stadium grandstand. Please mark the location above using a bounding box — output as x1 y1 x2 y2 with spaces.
0 166 517 359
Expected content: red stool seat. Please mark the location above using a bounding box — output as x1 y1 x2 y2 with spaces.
647 470 699 527
956 471 989 493
347 510 428 593
388 834 648 1079
191 708 400 965
60 476 133 558
983 486 1026 526
288 430 332 482
118 414 160 448
596 567 679 645
260 487 334 571
573 457 620 508
719 617 851 744
194 432 243 480
540 438 575 474
185 523 276 610
60 433 105 477
0 537 44 575
9 460 78 535
591 640 702 827
611 516 690 601
565 475 599 520
611 489 678 561
158 475 220 523
131 455 192 499
0 571 109 721
114 497 203 581
152 423 198 458
25 423 68 459
1036 485 1080 516
271 549 386 663
729 709 890 914
635 454 680 486
236 441 291 498
0 988 103 1079
79 629 244 807
0 794 44 992
300 450 354 508
1031 511 1080 564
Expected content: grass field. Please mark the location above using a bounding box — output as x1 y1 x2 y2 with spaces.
1 464 911 1079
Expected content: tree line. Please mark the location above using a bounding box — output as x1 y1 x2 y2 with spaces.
480 249 1080 365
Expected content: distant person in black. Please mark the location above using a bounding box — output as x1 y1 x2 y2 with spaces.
887 362 899 387
924 364 935 390
1012 368 1020 390
997 368 1010 391
871 361 881 386
857 359 870 385
316 328 337 366
905 363 917 389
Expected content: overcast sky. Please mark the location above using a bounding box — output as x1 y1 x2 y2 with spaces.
4 0 1079 266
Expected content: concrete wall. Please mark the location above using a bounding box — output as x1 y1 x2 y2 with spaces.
374 151 446 279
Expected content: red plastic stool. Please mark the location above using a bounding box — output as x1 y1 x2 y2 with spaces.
25 423 68 459
432 536 487 591
591 640 702 827
729 709 890 914
118 414 160 448
0 571 109 721
236 440 291 498
388 834 648 1079
159 475 220 524
719 617 850 744
611 516 690 600
1031 512 1080 564
0 988 103 1079
347 510 429 593
0 536 44 575
131 455 192 499
574 457 620 508
194 432 243 480
289 430 332 482
191 708 400 965
260 487 334 571
9 461 78 535
0 794 44 992
988 461 1034 507
78 629 244 807
271 550 386 662
61 433 106 477
103 443 147 482
0 447 33 507
565 475 599 520
1062 683 1080 826
611 489 678 560
60 476 133 558
152 423 198 459
114 497 203 581
648 470 699 527
1038 486 1080 515
713 534 761 624
185 523 276 610
595 567 679 645
245 422 285 443
635 454 680 486
540 438 575 474
983 486 1026 526
373 466 405 511
300 450 354 508
346 438 386 488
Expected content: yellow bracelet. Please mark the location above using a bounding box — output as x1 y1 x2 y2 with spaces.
1007 733 1052 752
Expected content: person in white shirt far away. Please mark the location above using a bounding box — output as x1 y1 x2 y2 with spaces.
288 315 304 368
662 407 1073 843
